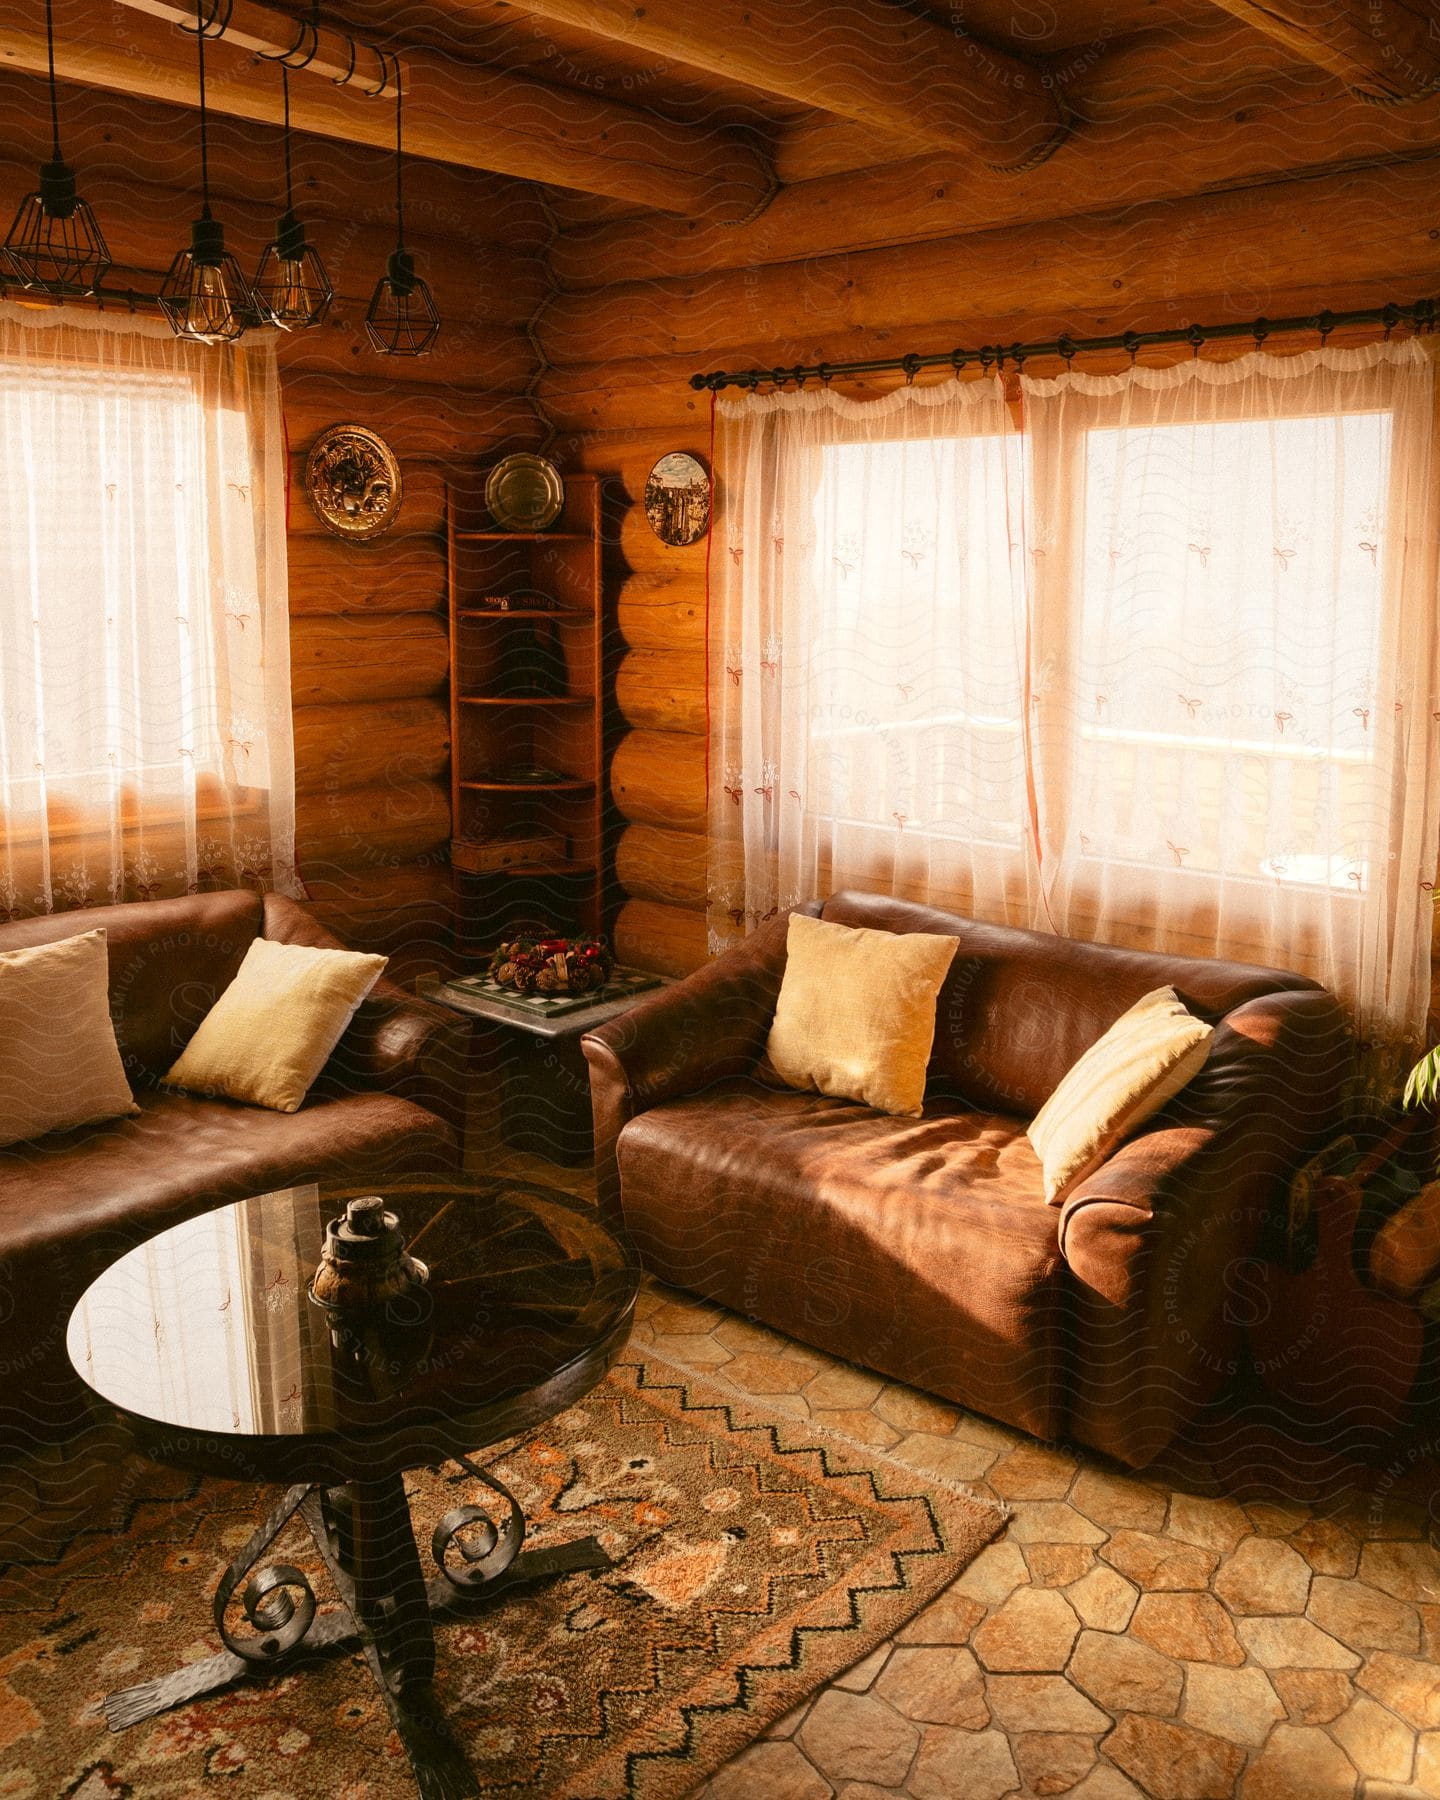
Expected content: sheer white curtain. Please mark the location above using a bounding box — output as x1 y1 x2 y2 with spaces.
709 342 1440 1046
708 377 1034 957
1022 342 1440 1047
0 302 298 917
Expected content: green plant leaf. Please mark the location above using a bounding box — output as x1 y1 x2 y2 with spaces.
1403 1045 1440 1111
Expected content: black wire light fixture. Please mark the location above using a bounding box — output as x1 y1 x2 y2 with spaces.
252 63 332 330
2 0 111 295
159 0 257 343
365 62 439 355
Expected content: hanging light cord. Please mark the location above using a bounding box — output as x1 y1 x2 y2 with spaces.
44 0 62 161
196 0 212 220
281 65 293 209
394 66 405 252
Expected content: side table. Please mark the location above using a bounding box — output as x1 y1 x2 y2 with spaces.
420 972 670 1163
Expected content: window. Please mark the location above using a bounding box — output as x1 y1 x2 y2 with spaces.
711 344 1440 1038
0 305 297 917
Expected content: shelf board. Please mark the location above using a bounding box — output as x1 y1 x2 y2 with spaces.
458 694 594 707
460 777 595 792
457 607 592 620
453 530 590 542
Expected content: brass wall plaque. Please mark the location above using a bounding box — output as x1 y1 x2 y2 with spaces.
304 424 403 542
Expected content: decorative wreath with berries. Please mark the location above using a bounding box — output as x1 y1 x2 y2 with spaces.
489 934 615 996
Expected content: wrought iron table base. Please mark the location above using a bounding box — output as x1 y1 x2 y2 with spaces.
103 1456 610 1800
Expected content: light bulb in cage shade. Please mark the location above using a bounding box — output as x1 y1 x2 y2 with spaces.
4 159 111 295
253 210 332 331
3 0 110 295
159 215 256 344
365 249 440 356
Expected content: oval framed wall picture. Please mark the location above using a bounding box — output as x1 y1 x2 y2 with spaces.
644 451 710 546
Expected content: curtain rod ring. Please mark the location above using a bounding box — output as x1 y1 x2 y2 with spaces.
950 347 967 375
331 32 359 86
792 364 808 389
901 352 921 385
1382 302 1401 340
817 362 832 386
1316 310 1335 345
257 17 319 69
179 0 232 37
1057 334 1077 368
362 46 397 98
1251 316 1270 351
1122 329 1141 364
1185 323 1205 358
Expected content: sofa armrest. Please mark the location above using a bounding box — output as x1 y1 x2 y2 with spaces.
581 905 814 1226
261 893 470 1145
1055 985 1350 1465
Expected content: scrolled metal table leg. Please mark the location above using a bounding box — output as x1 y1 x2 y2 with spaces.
104 1482 332 1729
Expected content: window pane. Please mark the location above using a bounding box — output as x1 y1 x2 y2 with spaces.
0 362 220 790
1074 410 1389 889
807 433 1025 846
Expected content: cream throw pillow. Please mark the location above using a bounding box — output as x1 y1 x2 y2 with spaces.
1028 986 1213 1205
764 913 959 1117
165 937 387 1113
0 929 138 1146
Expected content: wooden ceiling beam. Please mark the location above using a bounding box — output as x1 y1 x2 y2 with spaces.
0 0 772 218
550 84 1440 287
1204 0 1440 101
500 0 1068 170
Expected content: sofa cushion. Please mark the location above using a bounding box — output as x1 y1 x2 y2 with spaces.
766 912 959 1116
0 1086 452 1267
165 937 388 1113
1029 986 1214 1204
0 891 263 1086
617 1081 1067 1440
0 930 138 1146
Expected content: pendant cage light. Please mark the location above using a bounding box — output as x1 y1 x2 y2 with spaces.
2 0 111 296
366 64 439 356
253 62 332 330
159 0 257 343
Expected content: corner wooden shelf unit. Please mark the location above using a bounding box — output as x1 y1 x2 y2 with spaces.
447 471 603 960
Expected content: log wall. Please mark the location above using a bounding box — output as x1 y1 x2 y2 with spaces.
536 113 1440 981
1 74 548 964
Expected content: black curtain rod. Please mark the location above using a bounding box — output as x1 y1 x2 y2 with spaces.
688 299 1439 393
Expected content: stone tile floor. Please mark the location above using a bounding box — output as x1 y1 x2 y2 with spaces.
621 1271 1440 1800
3 1150 1437 1800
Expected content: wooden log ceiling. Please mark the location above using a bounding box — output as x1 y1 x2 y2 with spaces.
3 0 1437 980
1206 0 1440 100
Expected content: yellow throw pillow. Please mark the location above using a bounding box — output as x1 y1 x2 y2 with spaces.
764 912 959 1117
0 929 138 1146
165 937 387 1113
1028 986 1213 1205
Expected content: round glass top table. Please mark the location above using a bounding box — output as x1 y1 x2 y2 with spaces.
67 1178 638 1800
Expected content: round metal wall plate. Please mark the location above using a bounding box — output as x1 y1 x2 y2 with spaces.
485 454 565 532
304 425 403 543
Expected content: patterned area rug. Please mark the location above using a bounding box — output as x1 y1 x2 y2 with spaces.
0 1352 1004 1799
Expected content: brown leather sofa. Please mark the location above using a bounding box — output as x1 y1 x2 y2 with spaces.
0 889 467 1449
583 892 1350 1468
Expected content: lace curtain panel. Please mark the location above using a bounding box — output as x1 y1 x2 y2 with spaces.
0 302 299 918
708 342 1440 1046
